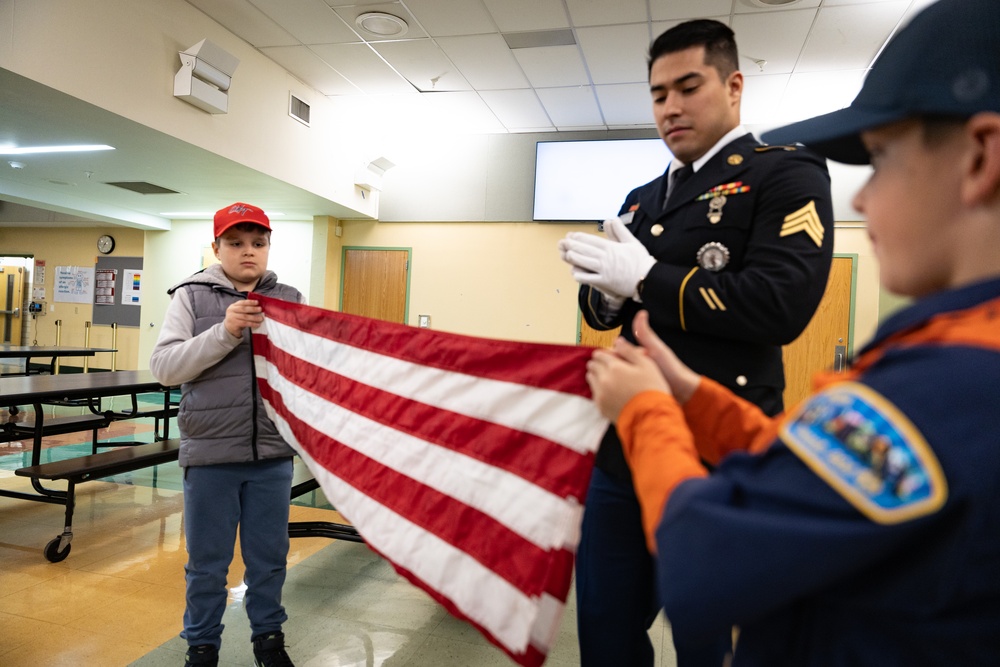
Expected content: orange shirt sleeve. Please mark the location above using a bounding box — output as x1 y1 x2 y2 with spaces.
617 390 708 552
682 377 782 465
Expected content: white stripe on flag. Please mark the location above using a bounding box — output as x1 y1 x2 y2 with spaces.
258 361 584 551
273 410 560 656
262 317 605 452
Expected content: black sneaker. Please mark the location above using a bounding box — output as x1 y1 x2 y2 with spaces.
252 631 294 667
185 644 218 666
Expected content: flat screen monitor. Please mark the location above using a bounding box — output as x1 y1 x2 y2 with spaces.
532 138 672 222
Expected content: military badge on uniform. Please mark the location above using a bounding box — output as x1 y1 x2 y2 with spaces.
780 382 947 524
697 182 750 223
727 154 744 166
696 242 730 271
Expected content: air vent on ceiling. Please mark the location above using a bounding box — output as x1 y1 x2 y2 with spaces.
503 29 576 50
289 93 311 127
104 181 180 195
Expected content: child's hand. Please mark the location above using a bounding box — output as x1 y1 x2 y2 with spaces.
224 299 264 338
631 311 701 404
586 338 670 422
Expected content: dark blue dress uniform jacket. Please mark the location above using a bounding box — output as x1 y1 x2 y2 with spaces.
579 133 835 482
658 278 1000 665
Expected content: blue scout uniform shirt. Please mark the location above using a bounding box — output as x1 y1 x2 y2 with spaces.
656 276 1000 666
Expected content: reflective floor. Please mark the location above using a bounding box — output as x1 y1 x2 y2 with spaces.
0 391 676 666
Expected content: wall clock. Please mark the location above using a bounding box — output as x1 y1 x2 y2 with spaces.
97 234 116 254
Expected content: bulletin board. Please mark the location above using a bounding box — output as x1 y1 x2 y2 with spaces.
93 256 143 327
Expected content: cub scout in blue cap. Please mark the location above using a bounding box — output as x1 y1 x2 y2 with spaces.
582 0 1000 663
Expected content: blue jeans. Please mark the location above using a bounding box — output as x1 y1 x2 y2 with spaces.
576 467 730 666
181 457 293 649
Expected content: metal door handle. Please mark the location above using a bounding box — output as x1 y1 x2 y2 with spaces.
833 345 847 372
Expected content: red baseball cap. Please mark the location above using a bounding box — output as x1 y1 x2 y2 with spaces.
213 202 272 238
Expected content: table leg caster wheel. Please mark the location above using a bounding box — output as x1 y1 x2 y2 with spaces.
44 536 71 562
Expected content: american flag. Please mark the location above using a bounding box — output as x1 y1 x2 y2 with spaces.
250 294 607 666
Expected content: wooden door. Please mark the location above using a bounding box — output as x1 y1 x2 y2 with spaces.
0 264 24 344
341 248 410 324
781 256 854 409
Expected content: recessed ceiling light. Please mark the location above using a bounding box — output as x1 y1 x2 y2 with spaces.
0 144 115 155
356 12 408 38
747 0 801 6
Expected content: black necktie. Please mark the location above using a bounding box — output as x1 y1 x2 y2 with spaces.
664 164 693 210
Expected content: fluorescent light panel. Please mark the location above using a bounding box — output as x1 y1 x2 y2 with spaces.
0 144 115 155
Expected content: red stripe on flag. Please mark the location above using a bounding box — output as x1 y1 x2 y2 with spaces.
252 292 596 396
260 380 576 598
255 337 593 500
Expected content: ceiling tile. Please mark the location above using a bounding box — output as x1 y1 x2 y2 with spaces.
733 0 821 13
481 0 569 32
739 73 791 125
436 34 530 90
576 24 652 85
260 45 361 95
731 8 816 75
651 15 731 40
479 90 554 130
650 0 734 21
184 0 299 47
779 69 868 123
250 0 358 45
536 87 605 128
420 91 507 133
564 0 647 26
512 45 589 88
796 2 910 72
403 0 498 37
310 42 415 93
372 40 472 92
595 83 656 127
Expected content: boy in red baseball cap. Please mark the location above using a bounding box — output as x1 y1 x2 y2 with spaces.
151 202 303 666
584 0 1000 662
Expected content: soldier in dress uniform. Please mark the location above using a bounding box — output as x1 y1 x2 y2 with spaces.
559 18 834 667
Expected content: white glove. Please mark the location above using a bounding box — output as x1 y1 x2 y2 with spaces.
559 226 656 300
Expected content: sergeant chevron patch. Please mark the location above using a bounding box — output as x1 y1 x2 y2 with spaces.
780 200 824 247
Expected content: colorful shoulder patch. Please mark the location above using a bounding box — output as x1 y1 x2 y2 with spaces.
780 382 947 524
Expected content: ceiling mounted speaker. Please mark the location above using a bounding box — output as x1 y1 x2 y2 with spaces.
356 12 408 38
747 0 801 6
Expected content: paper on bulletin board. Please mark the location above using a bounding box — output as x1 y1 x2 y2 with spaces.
95 268 117 305
54 266 95 304
123 269 142 305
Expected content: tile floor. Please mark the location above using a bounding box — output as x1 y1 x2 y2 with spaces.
0 390 677 666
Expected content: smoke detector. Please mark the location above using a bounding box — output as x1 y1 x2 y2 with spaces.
356 12 408 38
747 0 802 7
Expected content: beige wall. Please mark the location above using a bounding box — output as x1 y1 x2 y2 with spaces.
3 217 882 369
0 226 144 370
330 220 881 349
334 220 594 345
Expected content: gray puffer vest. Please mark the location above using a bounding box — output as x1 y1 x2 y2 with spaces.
170 267 302 467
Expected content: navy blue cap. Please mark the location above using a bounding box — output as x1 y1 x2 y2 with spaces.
762 0 1000 164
